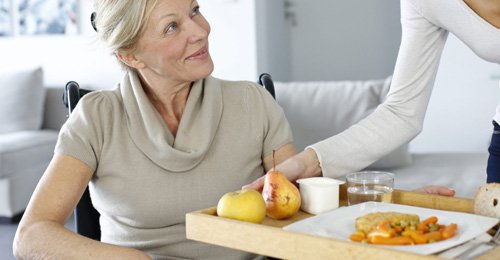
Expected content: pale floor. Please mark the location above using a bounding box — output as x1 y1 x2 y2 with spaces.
0 216 75 260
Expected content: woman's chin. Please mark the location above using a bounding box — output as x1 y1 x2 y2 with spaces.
197 60 215 79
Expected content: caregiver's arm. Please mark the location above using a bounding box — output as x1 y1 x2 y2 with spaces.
244 148 455 196
308 0 450 177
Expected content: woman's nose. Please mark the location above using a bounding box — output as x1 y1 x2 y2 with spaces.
185 19 209 44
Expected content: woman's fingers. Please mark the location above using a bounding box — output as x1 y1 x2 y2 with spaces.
414 185 455 197
242 175 265 191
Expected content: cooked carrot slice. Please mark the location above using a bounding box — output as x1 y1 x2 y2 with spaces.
370 236 414 245
424 231 443 242
350 233 366 242
441 223 457 239
394 226 403 233
422 216 438 225
350 217 458 246
438 224 446 231
410 231 428 244
401 229 413 237
376 219 396 237
416 222 429 232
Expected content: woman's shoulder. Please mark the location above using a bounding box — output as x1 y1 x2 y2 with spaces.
78 87 122 110
208 76 261 88
207 76 271 98
402 0 461 17
70 88 124 122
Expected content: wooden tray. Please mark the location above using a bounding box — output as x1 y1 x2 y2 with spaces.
186 187 499 259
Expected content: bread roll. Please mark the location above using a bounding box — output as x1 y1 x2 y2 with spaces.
474 183 500 218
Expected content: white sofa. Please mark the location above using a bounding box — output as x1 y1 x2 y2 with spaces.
0 67 66 222
274 77 487 199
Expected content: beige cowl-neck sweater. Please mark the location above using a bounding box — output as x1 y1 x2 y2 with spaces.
55 71 292 259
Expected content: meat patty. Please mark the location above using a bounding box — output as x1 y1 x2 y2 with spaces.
355 212 420 234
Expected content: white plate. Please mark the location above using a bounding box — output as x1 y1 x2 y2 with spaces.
283 202 499 255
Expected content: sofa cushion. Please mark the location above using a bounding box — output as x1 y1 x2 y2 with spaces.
275 76 412 169
42 86 68 130
0 66 45 134
0 130 58 178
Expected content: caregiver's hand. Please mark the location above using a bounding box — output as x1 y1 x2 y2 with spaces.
242 148 322 191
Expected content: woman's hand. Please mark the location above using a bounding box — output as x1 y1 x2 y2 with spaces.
243 148 322 191
414 185 455 196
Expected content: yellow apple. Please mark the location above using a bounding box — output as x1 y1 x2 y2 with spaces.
216 189 267 224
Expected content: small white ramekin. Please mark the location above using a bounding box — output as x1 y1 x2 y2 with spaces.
297 177 345 215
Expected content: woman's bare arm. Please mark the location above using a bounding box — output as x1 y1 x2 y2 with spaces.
13 153 150 260
243 144 300 192
244 147 320 191
262 143 298 172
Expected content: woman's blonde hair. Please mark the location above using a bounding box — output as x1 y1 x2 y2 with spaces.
93 0 158 68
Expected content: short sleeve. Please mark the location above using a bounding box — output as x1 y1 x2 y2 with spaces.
55 92 110 171
258 86 294 157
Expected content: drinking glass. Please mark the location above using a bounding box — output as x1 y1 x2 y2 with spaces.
346 171 394 206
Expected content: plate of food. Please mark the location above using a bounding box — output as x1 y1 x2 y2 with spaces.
283 202 499 255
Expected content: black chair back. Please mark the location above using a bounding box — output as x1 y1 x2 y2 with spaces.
259 73 275 99
63 81 101 241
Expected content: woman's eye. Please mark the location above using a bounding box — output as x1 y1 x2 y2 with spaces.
191 6 200 17
165 22 178 34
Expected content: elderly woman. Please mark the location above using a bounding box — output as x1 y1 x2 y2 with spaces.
13 0 295 259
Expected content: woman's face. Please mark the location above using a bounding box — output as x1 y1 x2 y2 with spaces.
131 0 213 83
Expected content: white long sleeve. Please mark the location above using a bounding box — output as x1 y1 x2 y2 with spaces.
310 0 500 177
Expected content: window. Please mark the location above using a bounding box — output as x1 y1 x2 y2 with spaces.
0 0 79 36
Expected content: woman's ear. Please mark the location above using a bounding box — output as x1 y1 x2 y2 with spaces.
116 51 145 69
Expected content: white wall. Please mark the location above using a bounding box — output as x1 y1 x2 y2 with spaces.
202 0 290 81
0 0 266 89
255 0 290 81
288 0 401 81
0 35 122 89
0 0 121 90
200 0 259 81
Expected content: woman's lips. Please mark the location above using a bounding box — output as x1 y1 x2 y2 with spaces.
186 47 208 60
